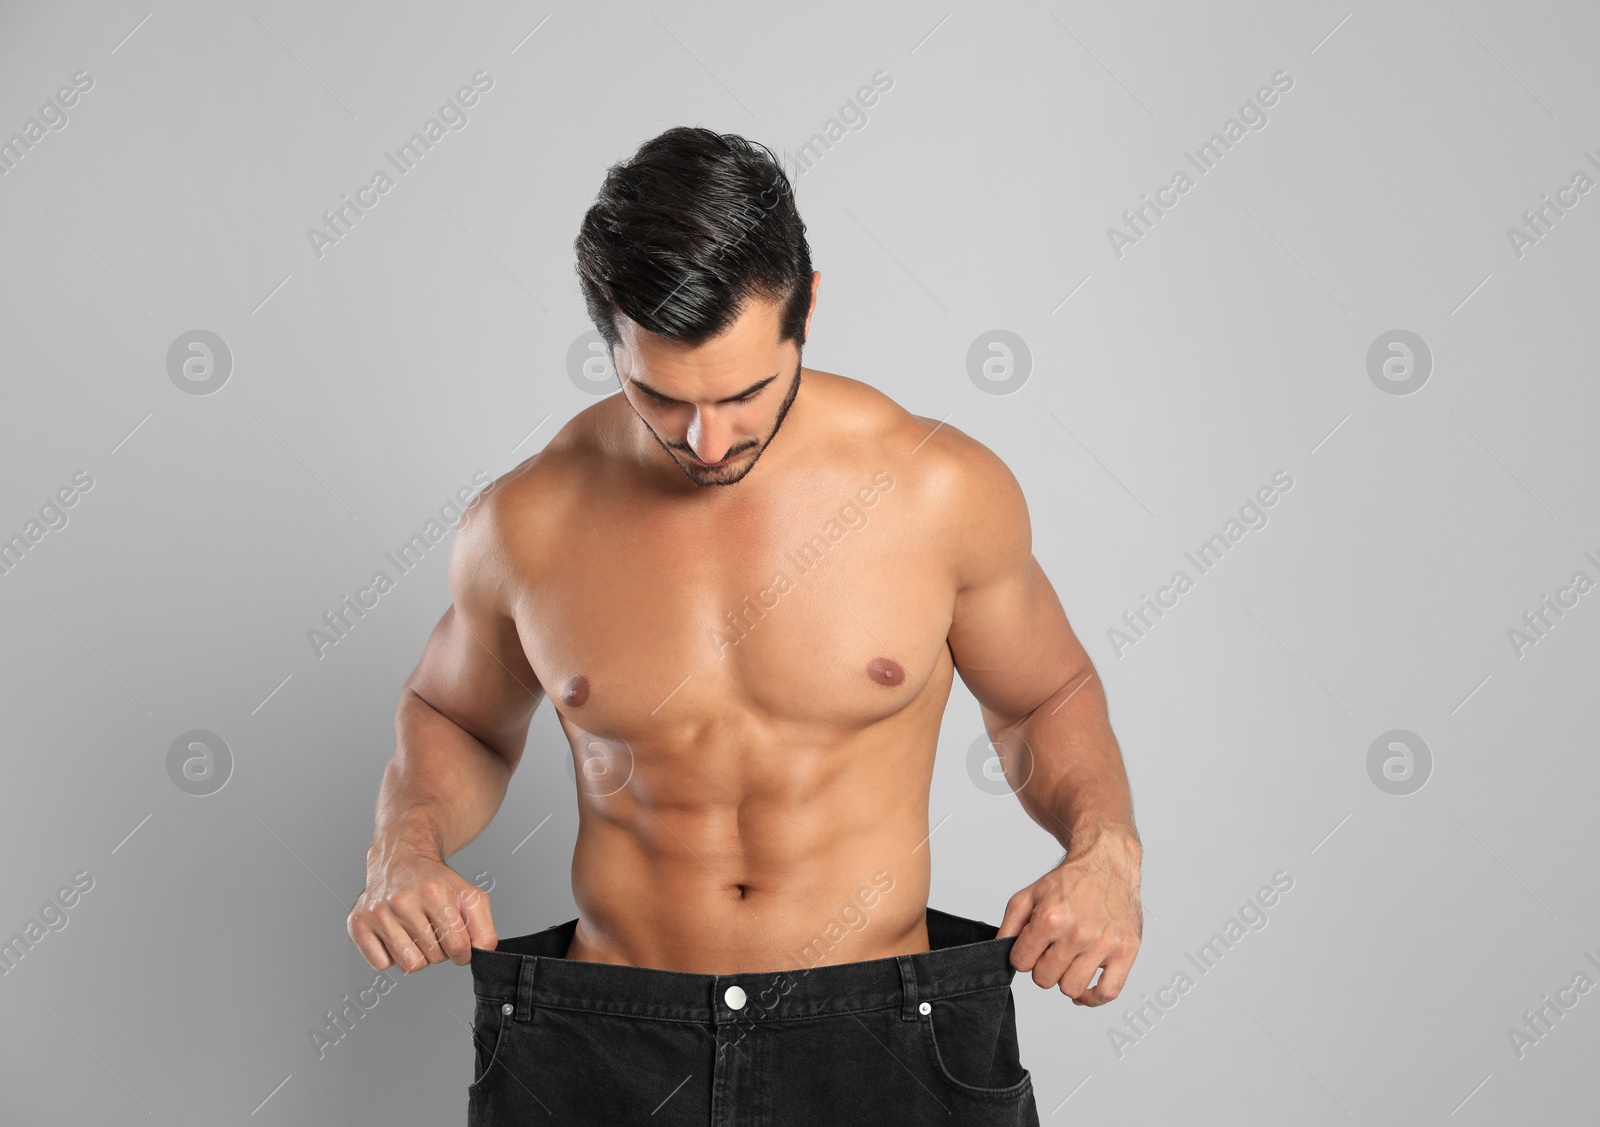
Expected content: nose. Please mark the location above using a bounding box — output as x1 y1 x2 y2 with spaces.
686 407 735 464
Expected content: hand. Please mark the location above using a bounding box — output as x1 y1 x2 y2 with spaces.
995 830 1142 1005
347 840 498 973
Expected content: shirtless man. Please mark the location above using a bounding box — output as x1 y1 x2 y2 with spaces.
348 127 1142 1126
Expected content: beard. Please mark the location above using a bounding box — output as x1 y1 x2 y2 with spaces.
637 357 803 488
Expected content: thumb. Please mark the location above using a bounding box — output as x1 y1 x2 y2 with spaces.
456 883 499 953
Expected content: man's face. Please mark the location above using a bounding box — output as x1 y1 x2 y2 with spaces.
612 290 807 487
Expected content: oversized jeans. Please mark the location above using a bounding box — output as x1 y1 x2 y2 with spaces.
466 906 1040 1125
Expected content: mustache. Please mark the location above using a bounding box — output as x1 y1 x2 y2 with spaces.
676 443 755 460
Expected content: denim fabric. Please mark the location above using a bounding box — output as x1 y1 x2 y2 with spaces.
466 906 1040 1126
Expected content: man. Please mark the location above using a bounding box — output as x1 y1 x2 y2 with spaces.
348 126 1142 1125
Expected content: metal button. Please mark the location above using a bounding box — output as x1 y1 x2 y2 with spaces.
724 985 747 1009
919 1002 931 1015
501 1003 514 1016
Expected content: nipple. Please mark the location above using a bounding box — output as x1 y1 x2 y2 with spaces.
562 675 590 707
867 657 905 687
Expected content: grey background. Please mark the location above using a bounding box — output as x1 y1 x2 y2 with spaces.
2 0 1596 1123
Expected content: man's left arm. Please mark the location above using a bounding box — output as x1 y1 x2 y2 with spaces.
940 432 1142 1006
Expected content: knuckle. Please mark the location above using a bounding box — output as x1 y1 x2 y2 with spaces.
1037 907 1069 931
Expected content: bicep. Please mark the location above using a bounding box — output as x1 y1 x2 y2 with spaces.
950 554 1089 728
401 502 544 767
944 449 1090 728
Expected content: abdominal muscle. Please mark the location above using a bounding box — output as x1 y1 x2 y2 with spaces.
560 738 937 973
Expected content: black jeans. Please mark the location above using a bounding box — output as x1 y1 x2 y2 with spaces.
467 906 1040 1126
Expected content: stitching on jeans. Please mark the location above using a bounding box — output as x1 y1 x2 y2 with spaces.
520 1000 912 1024
474 986 1013 1024
897 954 919 1021
920 1007 1033 1103
501 985 1012 1022
515 956 537 1021
466 1002 509 1093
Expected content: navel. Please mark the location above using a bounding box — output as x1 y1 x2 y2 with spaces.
561 675 590 707
866 657 905 687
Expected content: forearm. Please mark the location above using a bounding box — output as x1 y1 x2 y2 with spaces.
368 689 514 864
998 669 1139 859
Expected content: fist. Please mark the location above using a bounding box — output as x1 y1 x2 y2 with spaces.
347 845 498 973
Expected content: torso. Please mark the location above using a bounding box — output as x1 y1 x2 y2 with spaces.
493 371 966 973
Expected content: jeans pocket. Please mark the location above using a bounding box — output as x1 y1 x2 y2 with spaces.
919 988 1033 1102
468 996 511 1092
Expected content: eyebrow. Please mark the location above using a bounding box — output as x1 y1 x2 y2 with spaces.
629 373 778 406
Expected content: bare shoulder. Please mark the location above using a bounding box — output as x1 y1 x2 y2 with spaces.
812 371 1025 520
450 398 619 604
814 373 1031 595
905 412 1031 587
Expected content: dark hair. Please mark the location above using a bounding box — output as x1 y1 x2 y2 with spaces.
574 127 813 356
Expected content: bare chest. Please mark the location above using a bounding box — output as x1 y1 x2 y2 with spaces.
511 468 954 742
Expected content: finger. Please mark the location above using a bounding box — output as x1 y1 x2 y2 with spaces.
457 885 499 954
994 889 1034 942
1056 948 1107 1000
1028 934 1083 991
422 885 473 966
348 915 396 971
375 902 436 973
1077 951 1133 1006
1014 896 1081 973
397 887 455 965
1008 911 1067 977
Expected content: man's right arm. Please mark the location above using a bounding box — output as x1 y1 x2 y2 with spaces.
347 483 546 973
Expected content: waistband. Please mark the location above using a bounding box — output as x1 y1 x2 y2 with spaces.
469 906 1017 1027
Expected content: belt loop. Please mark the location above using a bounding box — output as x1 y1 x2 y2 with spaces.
897 954 919 1022
515 955 538 1022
